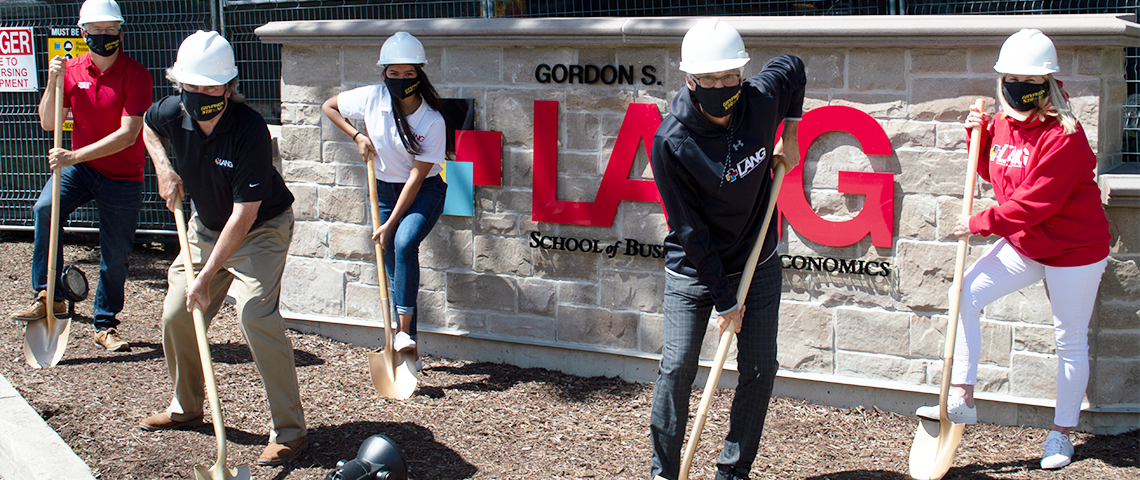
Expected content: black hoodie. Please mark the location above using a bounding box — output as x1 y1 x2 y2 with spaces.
650 55 806 313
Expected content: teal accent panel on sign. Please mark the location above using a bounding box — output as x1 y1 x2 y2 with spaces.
443 160 474 217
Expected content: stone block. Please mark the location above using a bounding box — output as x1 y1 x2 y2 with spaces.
281 257 344 316
335 163 368 188
504 47 574 85
556 175 601 203
895 240 969 311
445 309 490 333
783 228 860 259
280 45 341 104
534 246 599 281
1097 304 1140 330
290 184 318 221
639 312 664 354
975 364 1010 394
1092 359 1140 405
802 131 897 189
836 352 925 384
1014 324 1056 355
911 49 968 74
502 148 534 190
563 112 601 151
421 221 474 271
936 197 998 242
979 319 1012 367
848 49 905 91
600 271 664 314
339 46 386 84
444 46 503 84
284 161 336 185
490 313 556 341
897 194 937 241
557 151 601 176
289 221 328 258
328 223 374 261
557 304 638 350
1095 331 1139 359
416 290 447 331
475 213 520 236
474 235 533 276
936 122 969 150
801 49 843 90
281 103 322 126
984 279 1051 325
777 302 833 373
565 88 636 112
344 282 383 321
910 77 996 122
446 272 516 313
895 149 969 196
317 186 369 224
419 268 446 292
518 277 558 317
1106 206 1139 255
829 94 907 119
321 113 364 143
486 88 565 146
968 48 999 75
835 307 911 357
559 280 598 306
280 126 322 163
323 141 362 165
1098 257 1140 304
910 314 946 359
620 202 668 246
1010 352 1057 400
883 120 937 150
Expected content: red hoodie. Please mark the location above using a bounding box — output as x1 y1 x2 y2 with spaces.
968 111 1110 267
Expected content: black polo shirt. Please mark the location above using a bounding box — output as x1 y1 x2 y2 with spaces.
145 95 293 231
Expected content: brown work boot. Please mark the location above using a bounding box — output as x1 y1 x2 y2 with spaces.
94 328 130 352
9 291 67 322
257 436 309 466
138 412 204 431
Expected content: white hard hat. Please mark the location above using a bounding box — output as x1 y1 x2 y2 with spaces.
170 31 238 86
78 0 124 26
679 19 750 75
378 32 426 66
993 29 1059 75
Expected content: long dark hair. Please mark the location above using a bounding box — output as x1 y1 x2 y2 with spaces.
389 65 441 155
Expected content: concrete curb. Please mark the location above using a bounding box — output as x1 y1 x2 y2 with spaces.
0 372 96 480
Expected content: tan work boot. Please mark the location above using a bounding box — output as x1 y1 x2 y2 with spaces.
138 412 204 431
94 328 130 352
9 291 67 322
257 436 309 466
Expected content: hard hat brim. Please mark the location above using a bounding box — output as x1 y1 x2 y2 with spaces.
993 63 1059 75
171 66 237 87
79 16 124 26
679 57 749 75
377 59 427 67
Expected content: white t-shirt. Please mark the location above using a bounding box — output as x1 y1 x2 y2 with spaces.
336 84 446 183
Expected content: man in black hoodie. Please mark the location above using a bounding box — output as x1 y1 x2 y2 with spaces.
648 18 806 480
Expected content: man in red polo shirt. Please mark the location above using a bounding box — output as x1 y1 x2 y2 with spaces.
10 0 152 353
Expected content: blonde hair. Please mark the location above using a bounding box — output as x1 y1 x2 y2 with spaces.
997 74 1076 134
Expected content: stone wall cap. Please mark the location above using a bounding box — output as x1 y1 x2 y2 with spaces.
257 14 1138 47
1101 163 1140 207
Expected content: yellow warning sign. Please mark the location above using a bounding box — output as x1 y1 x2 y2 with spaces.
47 27 85 131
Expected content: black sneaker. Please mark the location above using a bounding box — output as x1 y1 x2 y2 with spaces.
715 466 749 480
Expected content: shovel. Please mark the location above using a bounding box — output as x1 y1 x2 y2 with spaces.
173 199 251 480
363 157 419 400
908 99 986 480
677 162 787 480
25 77 72 369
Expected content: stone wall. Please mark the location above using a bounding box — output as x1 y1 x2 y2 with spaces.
258 14 1139 431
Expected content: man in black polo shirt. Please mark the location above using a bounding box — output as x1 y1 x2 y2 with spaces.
137 31 307 466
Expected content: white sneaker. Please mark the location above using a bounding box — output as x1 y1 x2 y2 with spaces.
1041 430 1074 469
915 396 977 424
393 331 416 352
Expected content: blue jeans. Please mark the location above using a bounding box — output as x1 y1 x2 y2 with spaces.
32 163 142 331
375 175 446 336
650 253 782 480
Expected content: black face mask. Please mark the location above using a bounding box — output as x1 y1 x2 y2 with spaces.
691 84 742 119
84 33 120 57
181 90 227 122
1002 81 1049 113
385 77 421 100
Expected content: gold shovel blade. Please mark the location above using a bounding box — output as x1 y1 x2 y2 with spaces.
368 348 419 400
908 417 965 480
194 463 250 480
23 315 71 368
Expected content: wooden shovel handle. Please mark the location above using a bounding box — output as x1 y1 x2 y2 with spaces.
364 158 396 369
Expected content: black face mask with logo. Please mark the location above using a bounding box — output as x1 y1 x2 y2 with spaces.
84 33 120 57
181 90 226 122
1002 80 1050 113
691 84 743 119
385 77 421 100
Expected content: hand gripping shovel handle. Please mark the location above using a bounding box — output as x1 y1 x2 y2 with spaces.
25 77 71 368
173 200 248 480
908 99 985 480
678 162 787 480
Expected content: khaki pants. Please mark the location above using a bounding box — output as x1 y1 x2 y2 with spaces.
162 209 305 444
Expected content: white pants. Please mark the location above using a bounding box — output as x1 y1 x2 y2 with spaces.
951 238 1107 428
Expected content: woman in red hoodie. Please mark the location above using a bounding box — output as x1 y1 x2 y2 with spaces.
915 29 1111 470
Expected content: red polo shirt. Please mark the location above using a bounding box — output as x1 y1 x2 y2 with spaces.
62 52 153 182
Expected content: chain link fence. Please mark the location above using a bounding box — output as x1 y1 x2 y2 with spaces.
1 0 1136 234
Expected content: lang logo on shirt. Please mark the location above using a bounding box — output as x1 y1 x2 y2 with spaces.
725 147 766 183
991 143 1029 168
215 157 234 168
77 81 92 89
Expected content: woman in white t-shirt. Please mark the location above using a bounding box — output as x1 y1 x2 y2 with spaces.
322 32 447 361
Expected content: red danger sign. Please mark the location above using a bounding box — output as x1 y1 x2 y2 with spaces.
0 28 34 55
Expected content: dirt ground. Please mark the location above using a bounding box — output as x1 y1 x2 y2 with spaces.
0 232 1136 480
